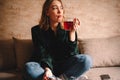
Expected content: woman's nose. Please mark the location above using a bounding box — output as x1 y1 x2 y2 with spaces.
58 8 62 13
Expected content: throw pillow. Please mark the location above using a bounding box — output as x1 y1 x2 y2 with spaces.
13 37 33 70
0 39 16 70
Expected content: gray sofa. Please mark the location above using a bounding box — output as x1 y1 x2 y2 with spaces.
0 35 120 80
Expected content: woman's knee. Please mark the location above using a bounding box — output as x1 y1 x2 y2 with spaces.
84 55 92 68
25 62 41 71
75 54 92 69
25 62 44 79
25 62 41 68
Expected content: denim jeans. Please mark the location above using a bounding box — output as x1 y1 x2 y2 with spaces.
23 54 92 80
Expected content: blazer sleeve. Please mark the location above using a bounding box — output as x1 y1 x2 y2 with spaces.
65 31 79 55
30 26 53 70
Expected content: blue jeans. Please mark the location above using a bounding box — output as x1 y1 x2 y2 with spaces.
23 54 92 80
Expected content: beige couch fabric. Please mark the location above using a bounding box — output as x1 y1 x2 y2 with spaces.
13 38 33 70
78 36 120 67
85 67 120 80
0 39 16 70
0 69 22 80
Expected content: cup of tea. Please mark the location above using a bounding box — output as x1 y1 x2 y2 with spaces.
64 18 73 31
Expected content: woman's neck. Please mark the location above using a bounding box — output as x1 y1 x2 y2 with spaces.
50 22 59 32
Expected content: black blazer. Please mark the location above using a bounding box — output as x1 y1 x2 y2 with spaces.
30 24 79 70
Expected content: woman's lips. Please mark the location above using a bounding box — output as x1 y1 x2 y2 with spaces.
57 15 62 19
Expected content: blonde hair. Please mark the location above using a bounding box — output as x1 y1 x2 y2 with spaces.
39 0 64 30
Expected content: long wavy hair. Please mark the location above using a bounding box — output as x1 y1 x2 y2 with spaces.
39 0 64 30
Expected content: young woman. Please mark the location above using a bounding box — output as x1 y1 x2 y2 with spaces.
23 0 92 80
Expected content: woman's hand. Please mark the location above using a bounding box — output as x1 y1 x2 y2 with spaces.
43 68 53 80
71 18 80 32
69 18 80 42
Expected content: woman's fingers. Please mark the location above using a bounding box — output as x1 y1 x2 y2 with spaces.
73 18 80 30
76 18 80 25
43 69 53 80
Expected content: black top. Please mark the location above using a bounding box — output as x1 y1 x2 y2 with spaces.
30 24 80 70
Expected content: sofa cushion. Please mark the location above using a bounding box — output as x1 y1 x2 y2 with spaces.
0 39 16 70
84 67 120 80
0 72 17 80
0 69 22 80
13 38 33 70
78 36 120 67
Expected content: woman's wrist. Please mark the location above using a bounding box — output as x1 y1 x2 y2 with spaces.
69 31 76 42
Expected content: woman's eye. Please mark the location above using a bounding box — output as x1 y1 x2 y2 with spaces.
52 6 57 10
51 6 63 10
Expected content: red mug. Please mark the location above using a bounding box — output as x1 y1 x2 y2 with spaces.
64 21 73 31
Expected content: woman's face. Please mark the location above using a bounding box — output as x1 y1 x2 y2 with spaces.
47 0 64 23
